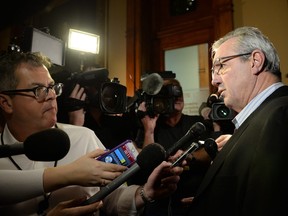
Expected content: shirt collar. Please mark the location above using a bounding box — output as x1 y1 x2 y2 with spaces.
232 82 284 129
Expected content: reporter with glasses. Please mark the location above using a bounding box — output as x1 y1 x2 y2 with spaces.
0 52 183 216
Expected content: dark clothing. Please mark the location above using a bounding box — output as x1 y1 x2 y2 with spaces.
188 86 288 216
84 111 138 150
137 114 213 216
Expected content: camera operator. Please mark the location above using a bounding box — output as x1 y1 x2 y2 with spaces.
133 78 218 216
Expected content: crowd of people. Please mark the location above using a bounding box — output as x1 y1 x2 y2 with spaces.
1 25 288 216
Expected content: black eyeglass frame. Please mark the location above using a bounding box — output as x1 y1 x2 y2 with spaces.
211 52 252 75
0 83 64 102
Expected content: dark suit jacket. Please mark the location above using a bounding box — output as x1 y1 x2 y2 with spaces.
189 85 288 216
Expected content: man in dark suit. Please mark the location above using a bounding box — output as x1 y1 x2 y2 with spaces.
188 26 288 215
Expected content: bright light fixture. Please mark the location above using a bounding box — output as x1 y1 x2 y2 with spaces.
68 29 100 54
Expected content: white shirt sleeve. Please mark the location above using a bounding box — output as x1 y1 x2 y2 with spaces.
0 169 44 204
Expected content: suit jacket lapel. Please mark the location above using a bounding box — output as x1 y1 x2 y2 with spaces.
195 124 246 196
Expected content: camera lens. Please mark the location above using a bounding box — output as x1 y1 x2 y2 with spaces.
216 105 231 118
100 82 127 114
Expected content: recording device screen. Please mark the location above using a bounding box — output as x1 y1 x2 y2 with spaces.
97 140 139 167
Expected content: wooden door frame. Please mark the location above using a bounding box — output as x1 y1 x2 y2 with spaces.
126 0 233 96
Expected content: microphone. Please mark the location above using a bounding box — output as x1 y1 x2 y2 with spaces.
166 122 206 156
126 73 164 110
82 143 166 205
171 138 218 167
203 137 218 159
141 73 164 95
0 128 70 161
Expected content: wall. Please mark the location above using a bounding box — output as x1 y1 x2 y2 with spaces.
233 0 288 83
116 0 288 86
107 0 127 86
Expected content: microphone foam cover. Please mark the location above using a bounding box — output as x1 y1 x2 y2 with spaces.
137 143 166 172
141 73 163 95
191 122 206 135
24 128 70 161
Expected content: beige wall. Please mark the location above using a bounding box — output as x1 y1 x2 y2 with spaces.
107 0 127 86
233 0 288 84
108 0 288 85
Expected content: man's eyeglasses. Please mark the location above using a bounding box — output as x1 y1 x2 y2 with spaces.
0 83 64 102
211 52 252 75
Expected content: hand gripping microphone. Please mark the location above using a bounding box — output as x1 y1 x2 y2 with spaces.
82 143 166 205
171 138 218 167
166 122 206 157
0 128 70 161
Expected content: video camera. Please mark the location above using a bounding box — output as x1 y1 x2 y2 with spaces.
53 68 127 114
130 71 181 117
139 83 182 117
207 94 236 121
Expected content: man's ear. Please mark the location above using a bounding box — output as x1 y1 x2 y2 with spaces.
0 94 13 113
251 50 266 75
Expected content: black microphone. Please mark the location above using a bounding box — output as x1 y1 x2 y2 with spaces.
171 138 217 167
203 137 218 159
0 128 70 161
166 122 206 156
82 143 166 205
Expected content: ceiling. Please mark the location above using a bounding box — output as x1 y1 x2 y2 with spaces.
0 0 70 30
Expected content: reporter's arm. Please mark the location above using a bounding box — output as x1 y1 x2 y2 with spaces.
43 149 127 192
0 169 44 204
102 161 182 215
47 197 103 216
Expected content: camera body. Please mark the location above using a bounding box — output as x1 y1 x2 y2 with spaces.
54 68 127 114
139 83 183 117
209 102 236 121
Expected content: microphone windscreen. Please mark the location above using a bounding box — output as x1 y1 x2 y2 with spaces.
141 73 164 95
24 128 70 161
137 143 166 172
191 122 206 135
203 138 218 159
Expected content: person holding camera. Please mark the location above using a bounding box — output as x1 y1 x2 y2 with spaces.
134 78 218 216
0 51 184 216
56 66 139 151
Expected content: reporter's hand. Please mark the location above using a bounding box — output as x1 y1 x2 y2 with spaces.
180 197 194 208
44 149 127 192
47 197 102 216
64 149 128 186
215 134 232 151
142 161 183 201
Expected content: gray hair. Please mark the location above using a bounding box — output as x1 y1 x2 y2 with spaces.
212 26 281 78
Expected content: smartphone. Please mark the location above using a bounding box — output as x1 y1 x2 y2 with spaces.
97 140 139 167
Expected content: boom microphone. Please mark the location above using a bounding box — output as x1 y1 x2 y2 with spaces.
82 143 166 205
141 73 164 95
166 122 206 156
0 128 70 161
